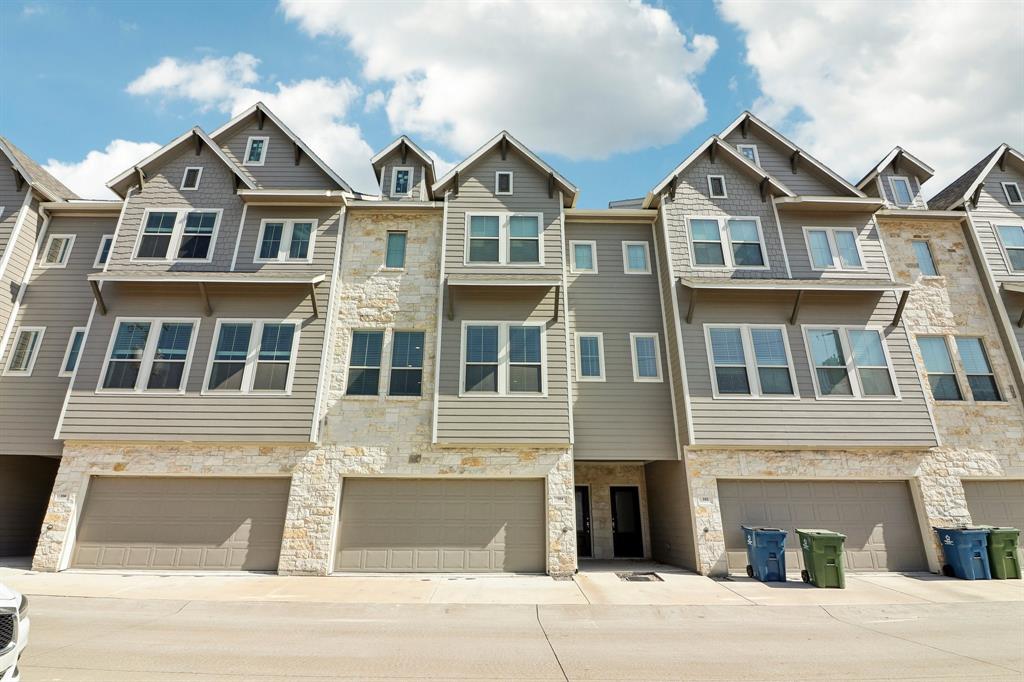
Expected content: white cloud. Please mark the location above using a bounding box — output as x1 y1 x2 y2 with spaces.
44 139 161 199
281 0 717 160
718 0 1024 195
126 53 377 192
364 90 386 113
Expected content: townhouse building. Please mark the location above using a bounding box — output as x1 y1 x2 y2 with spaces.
1 105 1020 579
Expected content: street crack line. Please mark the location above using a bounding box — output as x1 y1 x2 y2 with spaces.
535 604 570 682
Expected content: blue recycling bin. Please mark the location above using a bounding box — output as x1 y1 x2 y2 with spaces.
741 526 788 582
935 527 991 580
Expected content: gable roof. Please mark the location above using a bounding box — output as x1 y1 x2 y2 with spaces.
107 127 257 198
929 144 1024 210
371 136 436 189
719 111 865 198
209 102 352 193
856 146 935 191
0 136 78 201
432 131 578 207
642 136 796 209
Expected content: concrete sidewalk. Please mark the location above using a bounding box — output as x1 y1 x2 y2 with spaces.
2 560 1021 607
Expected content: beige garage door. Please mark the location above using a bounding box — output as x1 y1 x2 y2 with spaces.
963 480 1024 529
335 478 546 573
719 480 928 573
72 477 290 571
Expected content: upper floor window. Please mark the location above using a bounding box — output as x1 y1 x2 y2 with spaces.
804 326 896 399
244 136 268 166
135 209 221 262
59 327 87 377
955 337 1001 401
575 332 605 382
1002 182 1023 205
94 234 114 268
996 224 1024 272
919 335 1001 402
180 167 203 191
919 336 962 401
630 332 663 382
707 175 727 199
705 324 796 398
570 240 597 273
912 240 938 276
204 320 298 394
690 217 767 269
385 231 407 269
736 144 760 165
256 219 315 263
465 213 543 265
4 327 44 376
40 234 75 268
391 166 413 197
888 176 914 206
461 322 545 395
100 318 199 393
495 171 513 195
346 330 384 396
389 331 425 397
621 241 651 274
803 226 864 271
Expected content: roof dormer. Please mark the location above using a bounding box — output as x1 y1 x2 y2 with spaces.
370 136 436 201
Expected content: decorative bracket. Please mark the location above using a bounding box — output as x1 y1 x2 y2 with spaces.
294 143 302 166
548 172 555 199
708 141 717 164
452 170 460 198
399 139 408 164
759 177 770 203
309 282 320 318
790 150 801 174
12 169 24 192
445 280 454 321
998 149 1007 172
685 286 697 324
195 132 203 156
970 183 983 208
553 285 560 323
890 150 902 174
500 136 509 160
198 282 212 317
789 290 804 326
135 166 146 191
667 176 678 201
257 109 266 130
90 281 107 316
740 117 749 138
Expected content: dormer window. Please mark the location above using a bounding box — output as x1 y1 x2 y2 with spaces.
244 136 269 166
180 167 203 191
707 175 727 199
888 176 914 206
737 144 760 166
391 166 413 197
496 171 513 195
1003 182 1023 205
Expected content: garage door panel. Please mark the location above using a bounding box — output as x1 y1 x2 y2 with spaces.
719 480 928 573
964 481 1024 530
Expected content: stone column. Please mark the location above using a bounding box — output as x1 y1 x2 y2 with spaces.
909 474 972 572
546 450 576 578
32 458 86 572
278 447 341 575
688 473 728 576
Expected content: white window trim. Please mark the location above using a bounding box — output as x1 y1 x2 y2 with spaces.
93 234 114 268
253 218 318 264
801 324 901 401
0 207 5 220
131 208 223 263
569 240 598 274
384 231 407 271
736 144 760 166
952 335 1004 404
703 324 799 400
390 166 414 197
495 171 514 196
801 226 867 272
912 239 940 277
201 318 301 396
243 136 269 166
918 335 963 402
458 321 547 397
686 216 770 271
574 332 606 382
629 332 663 383
621 240 652 274
59 326 88 378
887 175 915 206
39 233 76 269
707 174 728 199
1001 181 1023 206
3 326 45 376
180 166 204 191
96 317 201 394
993 222 1024 273
464 212 545 266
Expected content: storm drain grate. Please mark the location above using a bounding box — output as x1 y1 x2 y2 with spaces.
616 571 663 582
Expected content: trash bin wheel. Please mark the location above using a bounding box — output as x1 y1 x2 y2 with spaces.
745 565 754 578
801 569 810 583
942 564 955 578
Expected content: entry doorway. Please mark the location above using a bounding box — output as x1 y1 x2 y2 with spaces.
610 486 644 558
575 486 592 558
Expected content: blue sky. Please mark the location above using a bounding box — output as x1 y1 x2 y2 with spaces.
2 1 1021 206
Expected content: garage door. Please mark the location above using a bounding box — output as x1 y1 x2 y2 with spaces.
72 477 290 571
719 480 928 573
963 480 1024 529
335 478 545 573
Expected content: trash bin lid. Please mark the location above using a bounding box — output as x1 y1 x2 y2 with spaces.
742 525 786 532
795 528 847 538
933 526 990 534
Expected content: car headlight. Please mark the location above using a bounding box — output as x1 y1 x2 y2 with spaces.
17 594 27 619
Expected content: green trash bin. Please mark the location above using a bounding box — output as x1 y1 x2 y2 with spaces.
985 527 1021 580
796 528 846 589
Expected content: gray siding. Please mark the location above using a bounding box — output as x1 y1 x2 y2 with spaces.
644 460 696 570
653 212 691 447
376 148 429 201
0 155 29 269
435 286 570 444
233 205 341 275
968 165 1024 283
876 171 927 209
217 118 337 190
444 147 563 277
565 221 675 460
0 198 41 339
681 288 936 447
722 128 839 196
779 210 891 279
0 215 114 456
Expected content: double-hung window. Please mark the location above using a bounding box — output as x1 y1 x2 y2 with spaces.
1003 182 1023 205
804 326 897 398
244 136 268 166
622 241 651 274
630 332 662 382
575 333 605 381
888 176 914 206
256 220 316 262
205 320 298 393
135 209 221 261
689 217 767 268
346 330 384 395
918 336 962 401
913 240 938 276
59 327 87 377
100 318 199 392
465 213 543 265
390 167 413 197
804 226 864 271
385 231 407 268
94 234 114 267
389 331 424 396
508 215 540 263
705 325 796 398
918 336 1001 402
4 327 44 376
569 240 597 273
40 234 75 268
955 337 1001 401
996 224 1024 272
462 322 544 395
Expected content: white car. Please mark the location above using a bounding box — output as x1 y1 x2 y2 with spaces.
0 584 28 682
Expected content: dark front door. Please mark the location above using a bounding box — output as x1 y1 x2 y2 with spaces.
610 486 643 558
575 486 592 558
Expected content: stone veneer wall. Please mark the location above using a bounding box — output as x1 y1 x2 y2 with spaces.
573 463 650 560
